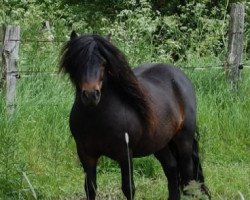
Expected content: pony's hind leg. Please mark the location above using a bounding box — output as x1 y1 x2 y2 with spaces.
173 131 194 190
193 137 211 198
154 143 180 200
173 126 210 199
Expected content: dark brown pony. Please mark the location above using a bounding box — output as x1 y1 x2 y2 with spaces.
60 31 210 200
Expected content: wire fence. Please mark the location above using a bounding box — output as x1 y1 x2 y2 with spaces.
0 36 229 81
0 6 248 114
1 38 236 77
1 36 248 81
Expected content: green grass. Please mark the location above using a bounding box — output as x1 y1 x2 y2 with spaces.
0 41 250 200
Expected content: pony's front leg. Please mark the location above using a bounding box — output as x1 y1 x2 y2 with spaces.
76 144 98 200
119 152 135 200
84 163 97 200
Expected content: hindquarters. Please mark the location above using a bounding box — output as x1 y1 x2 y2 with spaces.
134 63 196 137
136 64 209 198
132 63 197 155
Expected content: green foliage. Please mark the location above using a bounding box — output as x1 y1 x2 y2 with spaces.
2 0 249 58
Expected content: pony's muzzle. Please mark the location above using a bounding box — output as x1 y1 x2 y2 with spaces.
81 89 101 106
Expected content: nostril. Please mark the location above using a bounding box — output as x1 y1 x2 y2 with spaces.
95 90 100 95
81 91 88 99
81 90 101 105
95 90 101 98
82 90 100 99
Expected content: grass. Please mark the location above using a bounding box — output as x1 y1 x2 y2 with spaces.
0 39 249 200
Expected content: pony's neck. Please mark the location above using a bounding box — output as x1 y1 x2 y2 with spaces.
105 69 156 134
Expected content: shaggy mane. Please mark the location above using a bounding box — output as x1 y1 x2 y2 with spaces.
60 34 156 133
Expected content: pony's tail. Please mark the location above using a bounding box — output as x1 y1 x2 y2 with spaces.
193 128 211 199
192 136 204 183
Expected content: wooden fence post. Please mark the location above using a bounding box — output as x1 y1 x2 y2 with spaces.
0 25 4 89
226 3 245 91
2 25 20 114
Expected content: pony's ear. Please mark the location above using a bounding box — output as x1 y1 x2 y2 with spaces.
70 30 78 40
106 33 112 42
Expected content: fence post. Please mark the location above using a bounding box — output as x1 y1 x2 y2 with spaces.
2 25 20 114
0 25 4 89
226 3 245 91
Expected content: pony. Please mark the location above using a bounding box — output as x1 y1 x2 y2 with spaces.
60 31 210 200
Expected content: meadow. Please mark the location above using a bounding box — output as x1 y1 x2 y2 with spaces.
1 0 250 199
0 38 249 199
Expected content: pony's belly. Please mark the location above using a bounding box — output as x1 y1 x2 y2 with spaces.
132 132 173 157
80 133 171 160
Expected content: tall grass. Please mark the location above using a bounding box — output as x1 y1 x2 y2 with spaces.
0 34 249 200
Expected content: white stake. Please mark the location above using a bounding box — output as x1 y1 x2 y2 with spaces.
125 132 129 144
125 132 133 200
